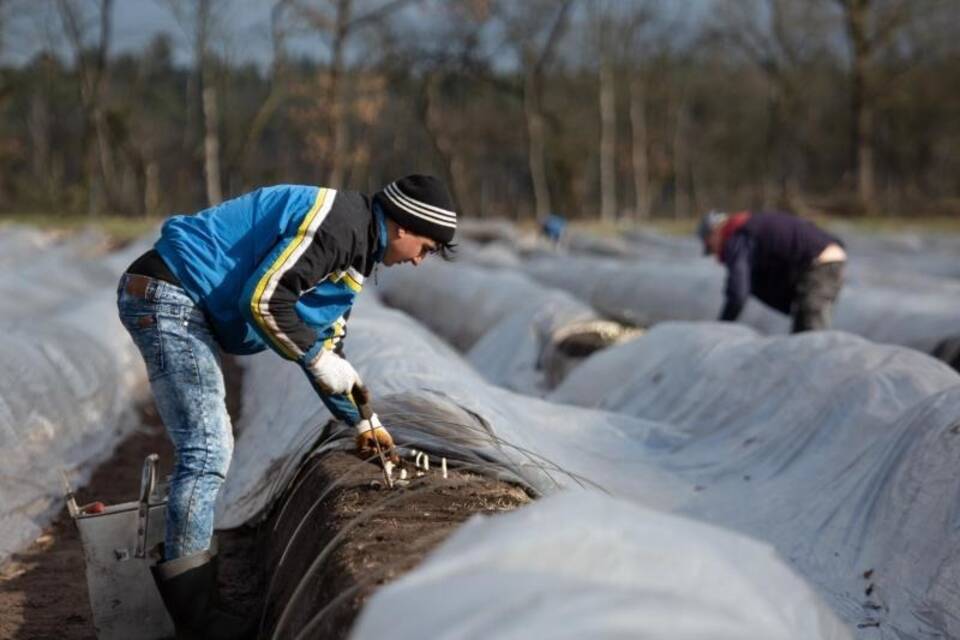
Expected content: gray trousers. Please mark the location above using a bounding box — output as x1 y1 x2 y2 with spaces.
791 262 844 333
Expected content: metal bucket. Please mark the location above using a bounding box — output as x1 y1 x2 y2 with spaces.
66 454 174 639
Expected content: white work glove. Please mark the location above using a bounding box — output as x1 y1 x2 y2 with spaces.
355 412 383 435
355 413 399 463
306 350 361 395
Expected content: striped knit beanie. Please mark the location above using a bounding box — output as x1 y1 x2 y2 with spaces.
374 175 457 243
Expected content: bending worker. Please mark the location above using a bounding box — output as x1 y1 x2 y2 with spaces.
116 175 457 638
698 210 845 333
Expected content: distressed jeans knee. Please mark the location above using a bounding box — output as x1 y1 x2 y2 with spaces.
117 274 233 560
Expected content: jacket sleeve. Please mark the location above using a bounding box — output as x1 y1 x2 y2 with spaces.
307 309 362 426
310 385 363 426
719 233 752 322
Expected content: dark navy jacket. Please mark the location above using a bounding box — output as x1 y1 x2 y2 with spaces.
720 213 842 320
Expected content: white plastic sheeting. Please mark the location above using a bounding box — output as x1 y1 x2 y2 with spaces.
218 294 849 637
839 228 960 282
216 293 686 529
375 261 598 394
351 262 960 636
552 323 960 637
0 228 124 325
523 252 960 351
0 226 147 565
445 224 960 351
0 225 58 266
351 492 851 640
526 253 738 327
619 226 960 287
217 228 960 637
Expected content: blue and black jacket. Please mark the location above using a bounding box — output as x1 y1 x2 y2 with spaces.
155 185 386 426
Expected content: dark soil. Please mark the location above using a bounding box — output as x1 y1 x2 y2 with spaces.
0 355 264 640
261 452 531 640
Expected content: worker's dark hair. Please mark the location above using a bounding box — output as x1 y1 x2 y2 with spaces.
432 241 457 262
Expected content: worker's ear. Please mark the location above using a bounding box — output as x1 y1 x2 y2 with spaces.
384 218 400 242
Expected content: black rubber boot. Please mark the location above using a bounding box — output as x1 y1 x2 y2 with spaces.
151 544 256 640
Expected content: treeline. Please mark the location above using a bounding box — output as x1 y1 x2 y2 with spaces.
0 0 958 220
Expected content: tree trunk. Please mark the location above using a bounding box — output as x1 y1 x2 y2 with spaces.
418 74 463 215
672 100 690 220
28 91 51 193
518 0 573 220
145 160 161 216
844 0 875 212
91 104 116 209
189 0 222 206
853 72 875 210
524 67 551 219
326 0 352 188
763 92 781 208
91 0 116 212
599 61 617 222
58 0 117 214
202 84 222 205
232 1 293 189
629 75 649 219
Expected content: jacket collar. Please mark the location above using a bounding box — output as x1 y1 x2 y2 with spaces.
718 211 751 263
371 200 388 264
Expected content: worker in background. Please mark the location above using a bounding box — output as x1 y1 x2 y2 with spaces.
541 213 567 248
697 210 846 333
117 175 457 639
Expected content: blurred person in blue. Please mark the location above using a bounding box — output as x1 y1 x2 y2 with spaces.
541 213 567 247
116 175 456 638
698 210 845 333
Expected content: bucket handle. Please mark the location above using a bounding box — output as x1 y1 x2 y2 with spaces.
134 454 159 558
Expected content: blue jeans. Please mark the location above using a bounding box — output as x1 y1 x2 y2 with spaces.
117 274 233 560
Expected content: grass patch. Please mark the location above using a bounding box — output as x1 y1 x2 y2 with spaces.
817 215 960 236
575 215 960 239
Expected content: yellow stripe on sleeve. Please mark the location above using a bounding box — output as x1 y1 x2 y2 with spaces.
250 188 331 359
342 272 363 292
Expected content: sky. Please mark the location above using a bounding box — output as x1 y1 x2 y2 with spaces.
113 0 276 63
0 0 717 70
2 0 278 68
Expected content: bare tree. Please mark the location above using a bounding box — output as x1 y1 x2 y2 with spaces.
163 0 226 206
230 0 295 188
399 0 503 216
598 57 616 221
709 0 833 211
619 2 657 219
671 93 690 219
499 0 575 220
835 0 874 211
57 0 117 214
829 0 933 212
416 72 465 214
584 1 622 222
0 0 7 58
289 0 420 188
629 74 649 218
585 1 655 221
